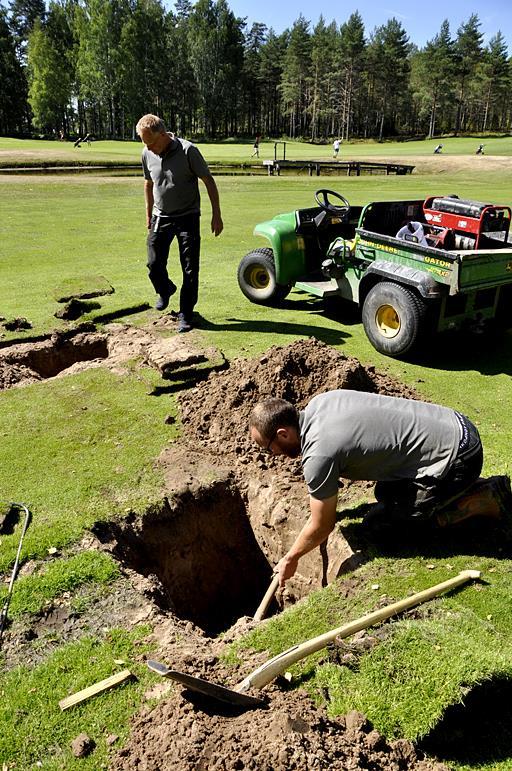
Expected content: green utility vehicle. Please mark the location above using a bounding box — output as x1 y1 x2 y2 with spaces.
237 190 512 357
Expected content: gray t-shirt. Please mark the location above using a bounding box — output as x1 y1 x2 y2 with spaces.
299 390 461 500
142 134 210 216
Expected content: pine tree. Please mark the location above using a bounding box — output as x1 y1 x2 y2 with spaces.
478 31 510 131
411 19 455 138
27 5 74 134
258 29 287 137
337 11 366 139
187 0 244 137
280 14 311 138
453 13 483 134
366 18 411 140
0 7 27 133
308 17 338 140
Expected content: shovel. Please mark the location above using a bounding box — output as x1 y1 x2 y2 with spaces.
253 574 280 622
148 569 480 709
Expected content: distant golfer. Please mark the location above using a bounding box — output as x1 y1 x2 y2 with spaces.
251 135 260 158
476 144 485 155
332 138 341 159
433 144 443 154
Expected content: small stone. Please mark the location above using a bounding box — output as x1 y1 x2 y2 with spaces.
71 733 95 758
366 729 383 750
164 415 176 425
106 734 119 746
345 710 370 733
287 715 310 734
391 737 418 764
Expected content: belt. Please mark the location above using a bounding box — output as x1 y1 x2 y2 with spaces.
454 411 481 457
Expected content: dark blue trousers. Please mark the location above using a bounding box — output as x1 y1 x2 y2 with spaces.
147 212 201 319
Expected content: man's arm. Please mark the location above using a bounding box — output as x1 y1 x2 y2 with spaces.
276 493 338 587
144 180 154 229
200 174 223 236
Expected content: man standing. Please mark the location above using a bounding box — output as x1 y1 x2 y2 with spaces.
135 114 223 332
332 138 340 159
249 391 510 587
251 135 260 158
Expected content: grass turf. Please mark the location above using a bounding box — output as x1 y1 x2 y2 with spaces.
0 626 153 770
1 150 512 769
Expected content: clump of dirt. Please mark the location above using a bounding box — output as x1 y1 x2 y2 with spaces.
54 298 102 320
0 359 42 389
112 686 447 771
2 316 32 331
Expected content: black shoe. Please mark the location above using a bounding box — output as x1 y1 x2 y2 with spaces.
155 281 177 311
177 313 192 333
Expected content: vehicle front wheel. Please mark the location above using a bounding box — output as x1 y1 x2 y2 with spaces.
362 282 426 357
237 248 291 305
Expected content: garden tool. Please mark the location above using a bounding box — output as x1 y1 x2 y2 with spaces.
253 574 280 622
148 569 481 709
0 503 32 651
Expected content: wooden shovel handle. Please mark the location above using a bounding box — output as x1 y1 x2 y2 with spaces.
237 569 481 692
254 574 280 622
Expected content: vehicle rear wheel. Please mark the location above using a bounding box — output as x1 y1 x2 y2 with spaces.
237 248 291 305
362 282 426 357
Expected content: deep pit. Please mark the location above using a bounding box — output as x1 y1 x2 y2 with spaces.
94 481 274 635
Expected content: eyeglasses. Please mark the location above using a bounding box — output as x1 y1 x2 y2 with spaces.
264 431 277 453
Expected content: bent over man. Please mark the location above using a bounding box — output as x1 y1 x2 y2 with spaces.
136 114 223 332
249 391 510 587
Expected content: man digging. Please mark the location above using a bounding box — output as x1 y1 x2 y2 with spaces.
136 114 223 332
249 391 512 587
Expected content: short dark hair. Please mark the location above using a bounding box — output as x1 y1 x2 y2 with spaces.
249 398 300 439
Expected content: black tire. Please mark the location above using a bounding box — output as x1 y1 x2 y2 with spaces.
362 282 426 357
237 248 291 305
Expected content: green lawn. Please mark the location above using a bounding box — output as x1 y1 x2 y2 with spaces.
1 156 512 769
0 134 511 167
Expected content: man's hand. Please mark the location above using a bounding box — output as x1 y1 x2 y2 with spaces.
275 553 299 588
146 214 152 230
201 175 223 237
211 212 223 236
275 494 338 588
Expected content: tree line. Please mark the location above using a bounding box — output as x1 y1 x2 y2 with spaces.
0 0 511 141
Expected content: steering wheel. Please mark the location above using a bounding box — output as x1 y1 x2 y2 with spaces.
314 189 350 216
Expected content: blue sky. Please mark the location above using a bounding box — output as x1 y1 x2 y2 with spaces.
225 0 512 50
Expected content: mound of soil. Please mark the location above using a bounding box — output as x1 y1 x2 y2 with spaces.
113 686 447 771
179 337 419 460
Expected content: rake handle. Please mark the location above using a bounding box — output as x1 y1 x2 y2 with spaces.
237 569 481 692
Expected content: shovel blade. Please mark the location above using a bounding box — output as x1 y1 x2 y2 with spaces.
147 660 266 709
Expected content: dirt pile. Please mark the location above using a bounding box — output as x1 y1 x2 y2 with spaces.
113 686 447 771
179 336 419 460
